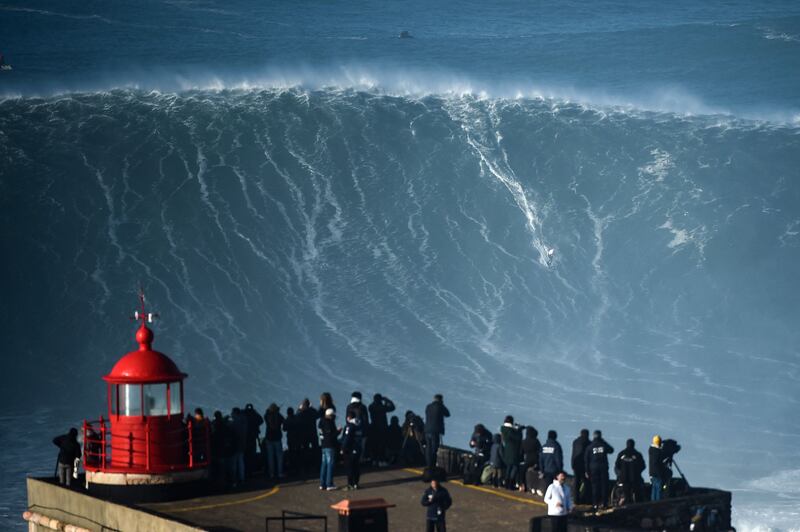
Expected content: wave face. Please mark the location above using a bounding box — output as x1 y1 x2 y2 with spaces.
2 88 800 529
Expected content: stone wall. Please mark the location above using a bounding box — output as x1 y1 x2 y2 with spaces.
26 478 205 532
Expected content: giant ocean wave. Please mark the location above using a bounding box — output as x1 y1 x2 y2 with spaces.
1 86 799 529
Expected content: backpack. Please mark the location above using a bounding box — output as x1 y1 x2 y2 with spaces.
480 463 494 485
462 455 482 485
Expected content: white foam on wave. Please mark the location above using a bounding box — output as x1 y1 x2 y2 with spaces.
6 63 800 125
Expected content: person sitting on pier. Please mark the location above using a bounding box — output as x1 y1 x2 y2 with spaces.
421 473 452 532
584 430 614 510
544 471 573 532
469 423 492 465
319 408 340 490
341 411 364 490
521 426 542 494
424 394 451 468
614 438 646 505
52 428 81 488
500 416 522 490
539 430 563 488
488 433 505 488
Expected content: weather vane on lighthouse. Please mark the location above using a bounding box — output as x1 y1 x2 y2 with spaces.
131 289 159 325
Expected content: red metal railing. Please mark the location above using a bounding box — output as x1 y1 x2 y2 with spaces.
82 417 210 473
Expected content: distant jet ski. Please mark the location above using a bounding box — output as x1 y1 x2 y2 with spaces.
545 247 555 266
399 30 412 38
0 53 10 71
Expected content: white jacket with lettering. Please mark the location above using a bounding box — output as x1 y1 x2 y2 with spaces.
544 480 573 516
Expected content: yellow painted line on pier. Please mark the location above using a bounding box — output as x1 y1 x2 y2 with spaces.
404 468 546 507
167 486 280 513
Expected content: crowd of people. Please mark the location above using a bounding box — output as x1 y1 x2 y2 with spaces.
466 418 681 513
52 390 681 530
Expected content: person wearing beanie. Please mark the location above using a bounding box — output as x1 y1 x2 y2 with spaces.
649 435 665 501
614 438 646 504
584 430 614 509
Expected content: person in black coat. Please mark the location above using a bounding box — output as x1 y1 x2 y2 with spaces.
421 477 452 532
297 398 319 471
243 403 263 475
571 428 591 504
469 424 493 464
520 426 542 493
53 428 81 487
615 439 646 504
368 393 395 465
341 412 364 489
386 415 403 464
584 430 615 509
539 430 563 488
424 394 451 468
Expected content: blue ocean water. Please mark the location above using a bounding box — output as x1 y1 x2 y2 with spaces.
1 1 799 530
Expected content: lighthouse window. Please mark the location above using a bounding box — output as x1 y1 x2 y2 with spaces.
143 384 169 416
168 382 182 416
118 384 142 416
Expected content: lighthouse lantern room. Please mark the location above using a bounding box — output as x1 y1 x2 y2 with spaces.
83 293 208 500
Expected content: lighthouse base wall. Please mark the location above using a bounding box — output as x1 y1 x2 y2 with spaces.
86 468 209 503
26 477 205 532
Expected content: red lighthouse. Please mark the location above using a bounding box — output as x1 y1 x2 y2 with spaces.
83 293 208 501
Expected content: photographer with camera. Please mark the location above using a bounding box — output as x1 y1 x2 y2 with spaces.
368 393 396 466
649 435 668 501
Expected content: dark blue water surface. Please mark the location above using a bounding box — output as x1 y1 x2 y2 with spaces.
1 1 800 530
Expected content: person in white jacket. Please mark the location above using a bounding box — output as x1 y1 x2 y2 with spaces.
544 471 573 531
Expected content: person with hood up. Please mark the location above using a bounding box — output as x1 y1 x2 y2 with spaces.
488 433 505 488
649 435 665 501
543 471 573 532
500 416 523 490
571 428 591 504
318 408 340 490
615 438 646 504
340 411 364 490
53 428 81 487
424 394 451 467
539 430 563 489
521 426 542 493
421 475 452 532
584 430 615 509
469 424 492 464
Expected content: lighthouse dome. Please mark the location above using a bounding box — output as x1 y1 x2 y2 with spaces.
104 324 186 384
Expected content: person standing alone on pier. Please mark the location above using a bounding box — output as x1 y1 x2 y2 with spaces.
424 394 450 468
544 471 573 532
421 475 452 532
52 428 81 487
